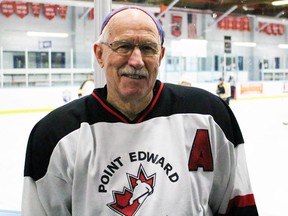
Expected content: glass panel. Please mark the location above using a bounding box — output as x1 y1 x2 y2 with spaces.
52 52 65 68
28 52 49 68
3 51 25 69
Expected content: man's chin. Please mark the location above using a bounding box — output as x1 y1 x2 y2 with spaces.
119 86 151 102
120 89 146 99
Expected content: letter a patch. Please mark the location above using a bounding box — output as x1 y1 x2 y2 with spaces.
188 129 213 171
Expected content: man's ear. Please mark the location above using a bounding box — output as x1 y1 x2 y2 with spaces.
93 43 104 68
159 47 165 65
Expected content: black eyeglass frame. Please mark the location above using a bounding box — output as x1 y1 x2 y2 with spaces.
100 40 162 56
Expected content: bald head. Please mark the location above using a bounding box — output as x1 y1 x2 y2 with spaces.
100 6 164 45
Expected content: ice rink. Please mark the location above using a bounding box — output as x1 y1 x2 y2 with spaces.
0 97 287 215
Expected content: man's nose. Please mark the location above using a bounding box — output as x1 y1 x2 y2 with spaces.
128 47 145 68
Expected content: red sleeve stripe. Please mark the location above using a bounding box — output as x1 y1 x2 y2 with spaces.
217 194 257 215
228 194 256 208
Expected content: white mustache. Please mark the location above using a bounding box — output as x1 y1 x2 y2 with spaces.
119 67 149 78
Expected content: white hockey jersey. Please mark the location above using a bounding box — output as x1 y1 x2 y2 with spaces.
22 80 258 216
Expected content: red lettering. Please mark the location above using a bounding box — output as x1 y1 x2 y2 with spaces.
188 129 213 171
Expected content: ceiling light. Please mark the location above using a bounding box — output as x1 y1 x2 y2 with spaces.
278 44 288 49
272 1 288 6
27 31 69 38
242 5 255 11
181 39 208 44
233 42 256 47
212 13 218 19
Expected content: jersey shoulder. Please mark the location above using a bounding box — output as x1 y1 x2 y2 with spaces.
160 83 243 145
24 96 92 180
161 82 226 114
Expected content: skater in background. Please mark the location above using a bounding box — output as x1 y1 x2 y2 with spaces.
228 75 236 99
216 77 231 105
179 80 191 86
78 74 95 97
178 74 192 86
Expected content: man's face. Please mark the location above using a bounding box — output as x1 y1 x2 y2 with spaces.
94 9 165 104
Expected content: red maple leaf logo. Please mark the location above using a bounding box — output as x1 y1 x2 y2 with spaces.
107 164 156 216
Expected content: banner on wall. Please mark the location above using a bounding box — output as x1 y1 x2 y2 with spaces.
31 3 41 17
43 4 56 20
218 16 251 32
15 2 29 18
58 5 68 19
187 13 197 39
89 8 94 20
0 2 68 20
258 22 285 35
0 1 14 17
171 15 182 37
240 83 263 95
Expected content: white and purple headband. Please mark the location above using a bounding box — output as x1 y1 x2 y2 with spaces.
100 6 165 46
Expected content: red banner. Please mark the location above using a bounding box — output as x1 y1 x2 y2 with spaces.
1 1 15 18
259 22 285 35
15 2 29 18
218 18 228 30
218 17 251 32
58 5 67 19
31 3 41 17
242 17 250 31
43 4 56 20
0 2 69 19
171 15 182 37
89 8 94 20
187 13 197 39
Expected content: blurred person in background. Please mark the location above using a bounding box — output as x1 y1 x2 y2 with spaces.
228 75 236 99
78 74 95 97
216 77 231 105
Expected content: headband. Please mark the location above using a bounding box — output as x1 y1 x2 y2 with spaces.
100 6 165 45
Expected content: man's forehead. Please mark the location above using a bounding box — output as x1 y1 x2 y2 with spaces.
113 8 153 21
109 9 155 28
100 6 164 45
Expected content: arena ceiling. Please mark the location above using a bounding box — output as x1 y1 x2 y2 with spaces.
26 0 288 19
75 0 288 18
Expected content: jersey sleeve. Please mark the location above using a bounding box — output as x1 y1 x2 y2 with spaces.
22 108 76 216
200 93 258 215
220 144 258 215
208 102 258 215
22 137 74 216
22 174 72 216
22 177 47 216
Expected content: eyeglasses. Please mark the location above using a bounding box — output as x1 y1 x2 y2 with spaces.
100 40 161 57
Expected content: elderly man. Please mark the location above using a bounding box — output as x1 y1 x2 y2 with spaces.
22 6 258 216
